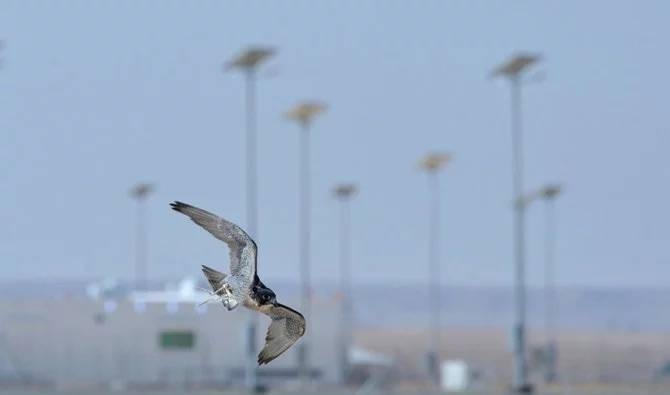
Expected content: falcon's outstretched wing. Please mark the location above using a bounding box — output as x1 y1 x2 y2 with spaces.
171 201 257 280
258 303 306 365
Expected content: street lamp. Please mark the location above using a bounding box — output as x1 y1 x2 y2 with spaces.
226 46 275 393
540 184 561 383
492 52 541 394
519 183 562 383
285 100 327 384
333 183 358 385
130 183 153 290
419 152 450 385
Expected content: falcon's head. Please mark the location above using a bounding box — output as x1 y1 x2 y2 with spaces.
255 286 277 306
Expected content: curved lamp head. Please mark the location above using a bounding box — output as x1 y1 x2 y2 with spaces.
542 184 562 199
226 46 275 71
333 183 358 199
285 101 327 125
130 183 154 199
419 152 451 172
492 53 541 78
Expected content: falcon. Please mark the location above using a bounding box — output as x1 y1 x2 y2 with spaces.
170 201 306 365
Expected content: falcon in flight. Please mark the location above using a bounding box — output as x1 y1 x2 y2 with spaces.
170 201 306 365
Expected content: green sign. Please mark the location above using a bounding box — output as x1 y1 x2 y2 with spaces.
159 331 195 350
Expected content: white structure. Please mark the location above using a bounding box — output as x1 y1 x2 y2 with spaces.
440 360 469 392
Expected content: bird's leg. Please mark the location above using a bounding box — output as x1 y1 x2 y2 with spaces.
197 284 238 311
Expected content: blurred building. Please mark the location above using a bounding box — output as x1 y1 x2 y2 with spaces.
0 280 341 389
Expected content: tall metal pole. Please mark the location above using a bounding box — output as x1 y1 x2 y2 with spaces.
245 68 258 250
542 185 561 383
339 196 351 384
510 74 532 393
285 101 325 385
543 195 555 383
243 67 259 393
493 54 540 393
510 74 530 393
137 197 146 288
334 184 357 385
298 120 311 384
130 183 153 290
227 47 274 393
419 153 449 386
428 170 441 385
544 197 554 345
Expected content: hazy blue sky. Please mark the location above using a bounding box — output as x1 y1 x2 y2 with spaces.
1 1 668 287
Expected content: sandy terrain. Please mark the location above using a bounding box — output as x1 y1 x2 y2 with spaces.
355 327 670 387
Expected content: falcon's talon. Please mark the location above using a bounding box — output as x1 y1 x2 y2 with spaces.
222 296 238 311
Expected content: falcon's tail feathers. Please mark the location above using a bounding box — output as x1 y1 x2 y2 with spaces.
201 265 227 292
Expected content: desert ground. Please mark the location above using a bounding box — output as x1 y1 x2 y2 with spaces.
355 327 670 388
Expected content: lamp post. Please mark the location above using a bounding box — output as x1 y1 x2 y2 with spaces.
519 183 562 384
130 183 153 290
286 101 327 384
540 184 561 383
226 46 275 393
333 183 357 385
419 152 450 385
492 53 541 394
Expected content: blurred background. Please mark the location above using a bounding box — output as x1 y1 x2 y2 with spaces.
1 1 669 394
